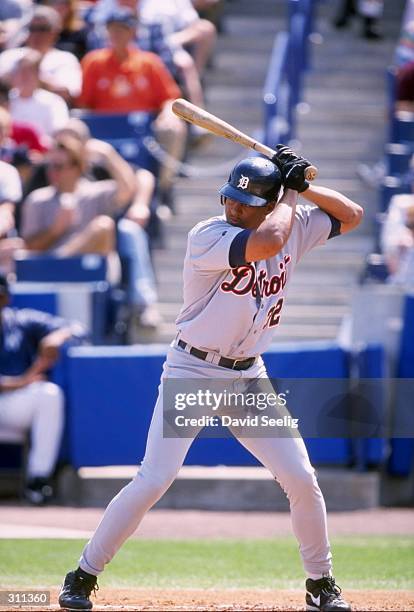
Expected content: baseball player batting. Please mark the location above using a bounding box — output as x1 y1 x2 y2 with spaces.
59 144 362 612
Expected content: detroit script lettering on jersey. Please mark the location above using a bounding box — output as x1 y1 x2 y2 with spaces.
176 207 331 357
220 255 291 297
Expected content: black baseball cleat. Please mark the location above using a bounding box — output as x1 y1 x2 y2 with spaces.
306 576 351 611
59 569 98 610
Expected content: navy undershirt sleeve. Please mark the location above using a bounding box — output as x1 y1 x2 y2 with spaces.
229 229 252 267
327 213 341 239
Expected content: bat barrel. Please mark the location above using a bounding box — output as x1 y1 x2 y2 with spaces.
172 98 319 182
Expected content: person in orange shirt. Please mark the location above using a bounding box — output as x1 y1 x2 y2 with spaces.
78 8 186 208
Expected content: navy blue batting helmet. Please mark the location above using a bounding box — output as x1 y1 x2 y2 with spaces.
219 157 282 207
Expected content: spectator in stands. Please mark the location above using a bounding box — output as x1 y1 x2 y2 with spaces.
40 0 88 61
192 0 224 32
333 0 383 39
78 8 186 208
0 106 36 167
0 127 23 273
0 80 48 154
381 193 414 286
396 60 414 113
0 272 84 505
141 0 217 76
86 0 206 113
0 5 82 103
86 1 175 75
9 49 69 141
56 118 162 330
0 106 30 260
0 0 32 51
21 134 160 331
21 135 132 257
0 157 21 241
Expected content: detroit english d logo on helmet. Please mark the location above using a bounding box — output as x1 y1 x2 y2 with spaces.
237 175 249 189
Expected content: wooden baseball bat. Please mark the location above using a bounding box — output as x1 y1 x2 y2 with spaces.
172 98 318 181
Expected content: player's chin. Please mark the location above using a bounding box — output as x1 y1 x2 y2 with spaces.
227 217 245 228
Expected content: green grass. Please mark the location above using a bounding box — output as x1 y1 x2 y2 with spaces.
0 537 413 590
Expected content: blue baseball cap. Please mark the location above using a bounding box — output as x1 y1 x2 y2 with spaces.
105 8 138 29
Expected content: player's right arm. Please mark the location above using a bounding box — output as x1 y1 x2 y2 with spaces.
244 188 298 262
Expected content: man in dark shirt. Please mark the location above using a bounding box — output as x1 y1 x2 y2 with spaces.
0 273 83 504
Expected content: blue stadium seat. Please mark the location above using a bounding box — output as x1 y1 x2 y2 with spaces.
13 255 111 344
379 176 409 212
71 110 158 175
361 253 389 284
385 142 412 176
390 113 414 145
15 254 107 283
10 289 58 316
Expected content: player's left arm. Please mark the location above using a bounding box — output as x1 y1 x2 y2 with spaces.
300 184 363 235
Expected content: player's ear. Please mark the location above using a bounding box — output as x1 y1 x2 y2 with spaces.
265 201 276 213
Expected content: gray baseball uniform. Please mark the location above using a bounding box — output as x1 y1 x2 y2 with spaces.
79 203 334 580
177 204 331 357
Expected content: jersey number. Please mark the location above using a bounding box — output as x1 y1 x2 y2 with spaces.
264 298 284 328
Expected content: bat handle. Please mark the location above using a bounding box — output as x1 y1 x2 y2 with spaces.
305 165 318 182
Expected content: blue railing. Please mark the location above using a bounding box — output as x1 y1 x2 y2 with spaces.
263 0 317 147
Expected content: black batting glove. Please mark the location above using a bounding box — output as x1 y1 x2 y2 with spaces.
272 144 310 168
283 162 310 193
271 145 311 193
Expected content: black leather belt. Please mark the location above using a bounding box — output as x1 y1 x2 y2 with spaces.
177 339 255 371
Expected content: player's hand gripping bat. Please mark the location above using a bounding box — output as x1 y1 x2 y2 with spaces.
172 98 318 182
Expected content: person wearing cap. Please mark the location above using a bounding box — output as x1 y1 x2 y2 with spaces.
0 273 84 504
77 7 186 209
86 0 208 124
0 5 82 103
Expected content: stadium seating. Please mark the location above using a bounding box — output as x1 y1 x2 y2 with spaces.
15 253 107 283
13 255 111 344
71 110 158 175
359 11 414 483
385 142 412 176
390 112 414 146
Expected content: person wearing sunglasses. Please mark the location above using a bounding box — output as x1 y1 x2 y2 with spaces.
0 5 82 104
43 0 89 61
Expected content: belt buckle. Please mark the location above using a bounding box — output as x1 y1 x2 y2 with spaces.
232 358 243 370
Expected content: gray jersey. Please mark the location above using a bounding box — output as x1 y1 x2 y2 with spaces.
176 204 332 358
